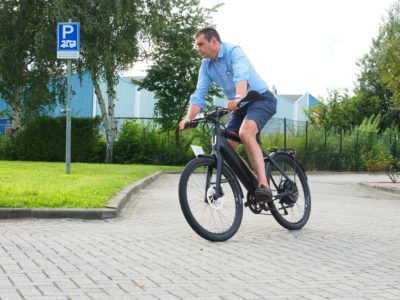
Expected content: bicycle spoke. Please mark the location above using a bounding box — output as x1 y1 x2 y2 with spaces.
267 154 311 230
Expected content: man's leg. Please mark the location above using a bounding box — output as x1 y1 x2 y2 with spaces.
238 119 268 187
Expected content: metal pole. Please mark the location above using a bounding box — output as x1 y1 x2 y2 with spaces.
305 121 308 169
324 126 327 170
283 118 287 148
66 58 72 174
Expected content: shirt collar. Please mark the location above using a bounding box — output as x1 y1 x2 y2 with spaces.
217 42 225 59
206 43 224 64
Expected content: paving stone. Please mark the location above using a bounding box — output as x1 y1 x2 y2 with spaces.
0 173 399 299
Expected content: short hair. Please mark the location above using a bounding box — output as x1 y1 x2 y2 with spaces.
195 27 221 43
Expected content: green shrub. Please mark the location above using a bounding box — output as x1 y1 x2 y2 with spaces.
262 121 399 172
114 120 197 165
363 152 400 183
3 116 105 162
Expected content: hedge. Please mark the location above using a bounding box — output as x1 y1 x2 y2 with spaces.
0 116 105 162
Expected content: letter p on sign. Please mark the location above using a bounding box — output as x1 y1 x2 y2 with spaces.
62 25 74 39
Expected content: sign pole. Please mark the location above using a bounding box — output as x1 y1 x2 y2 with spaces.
57 19 80 174
66 57 72 174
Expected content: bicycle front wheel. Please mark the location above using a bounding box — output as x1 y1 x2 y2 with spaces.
266 153 311 230
178 157 243 242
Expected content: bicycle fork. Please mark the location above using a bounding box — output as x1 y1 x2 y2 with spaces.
209 128 225 199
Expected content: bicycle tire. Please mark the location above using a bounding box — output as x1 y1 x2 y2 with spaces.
179 157 243 242
266 153 311 230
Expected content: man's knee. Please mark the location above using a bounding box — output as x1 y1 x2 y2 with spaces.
239 120 258 143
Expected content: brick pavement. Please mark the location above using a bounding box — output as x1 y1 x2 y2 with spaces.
0 173 399 299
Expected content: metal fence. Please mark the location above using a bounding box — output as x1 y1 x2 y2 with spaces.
114 116 399 171
2 116 398 171
263 118 399 171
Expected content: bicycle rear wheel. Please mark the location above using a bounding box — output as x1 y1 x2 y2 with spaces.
179 157 243 242
266 153 311 230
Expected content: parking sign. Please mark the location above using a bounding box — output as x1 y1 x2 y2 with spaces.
57 22 80 59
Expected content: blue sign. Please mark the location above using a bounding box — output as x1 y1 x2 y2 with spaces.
57 22 80 59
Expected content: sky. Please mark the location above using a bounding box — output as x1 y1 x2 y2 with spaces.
199 0 395 98
126 0 396 99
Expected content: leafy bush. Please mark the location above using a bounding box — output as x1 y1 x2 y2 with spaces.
363 152 400 183
114 120 198 165
0 116 105 162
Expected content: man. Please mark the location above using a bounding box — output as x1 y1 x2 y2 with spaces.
179 27 277 202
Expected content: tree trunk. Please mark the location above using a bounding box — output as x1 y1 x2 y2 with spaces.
105 79 117 163
93 78 114 163
175 96 192 145
10 85 22 134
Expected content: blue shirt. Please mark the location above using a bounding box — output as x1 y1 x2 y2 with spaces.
190 43 269 109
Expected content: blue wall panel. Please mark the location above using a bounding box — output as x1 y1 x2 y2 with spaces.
275 95 294 120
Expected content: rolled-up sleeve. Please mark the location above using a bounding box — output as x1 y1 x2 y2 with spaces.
231 46 250 83
190 61 211 110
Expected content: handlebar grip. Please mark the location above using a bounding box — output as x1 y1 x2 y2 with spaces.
183 121 199 129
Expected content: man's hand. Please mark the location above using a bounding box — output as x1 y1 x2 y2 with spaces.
227 99 240 112
179 118 191 130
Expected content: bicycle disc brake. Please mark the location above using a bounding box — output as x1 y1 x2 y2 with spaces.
206 186 224 209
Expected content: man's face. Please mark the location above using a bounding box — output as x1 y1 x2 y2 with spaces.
195 34 219 59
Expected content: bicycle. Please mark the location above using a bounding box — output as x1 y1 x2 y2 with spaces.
178 90 311 242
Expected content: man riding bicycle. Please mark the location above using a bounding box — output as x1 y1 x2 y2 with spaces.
179 27 277 203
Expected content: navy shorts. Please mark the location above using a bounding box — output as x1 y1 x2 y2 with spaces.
225 90 277 133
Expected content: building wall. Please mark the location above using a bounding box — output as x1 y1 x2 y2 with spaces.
0 73 319 134
275 95 294 120
46 72 94 117
94 77 137 118
294 93 319 122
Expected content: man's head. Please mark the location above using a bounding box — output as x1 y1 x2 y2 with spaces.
194 27 221 60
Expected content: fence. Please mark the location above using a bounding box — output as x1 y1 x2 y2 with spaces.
113 116 399 171
2 116 398 171
263 118 399 171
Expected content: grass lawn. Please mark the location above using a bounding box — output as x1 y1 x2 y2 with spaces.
0 161 181 208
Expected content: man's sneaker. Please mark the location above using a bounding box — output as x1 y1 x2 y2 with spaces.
255 186 273 203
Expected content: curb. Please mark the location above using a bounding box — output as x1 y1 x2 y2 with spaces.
359 182 400 196
0 171 164 220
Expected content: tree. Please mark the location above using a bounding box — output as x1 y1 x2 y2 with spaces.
306 89 358 129
137 0 222 144
57 0 145 163
354 0 400 130
379 1 400 109
310 1 400 131
0 0 65 132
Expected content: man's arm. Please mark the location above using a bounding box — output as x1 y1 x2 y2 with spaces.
179 104 202 130
227 79 247 112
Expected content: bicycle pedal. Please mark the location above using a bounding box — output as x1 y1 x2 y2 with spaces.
244 201 249 207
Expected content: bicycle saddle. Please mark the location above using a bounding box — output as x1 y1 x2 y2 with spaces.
237 90 261 108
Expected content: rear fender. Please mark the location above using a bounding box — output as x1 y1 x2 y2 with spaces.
269 151 308 181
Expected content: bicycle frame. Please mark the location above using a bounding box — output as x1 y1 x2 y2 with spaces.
208 112 295 200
